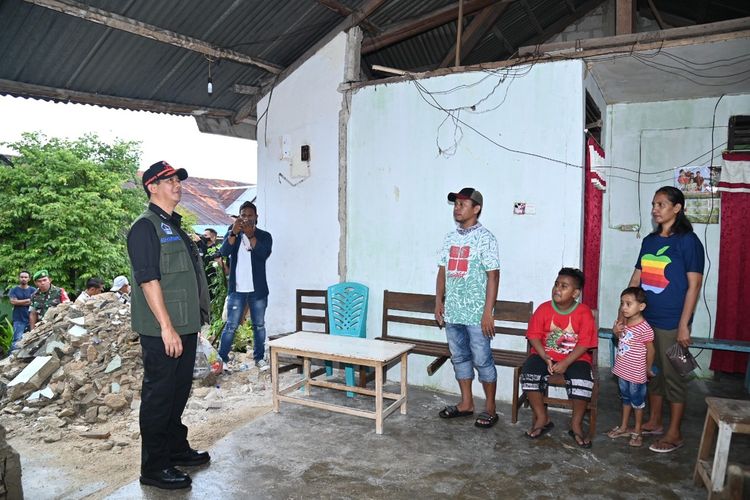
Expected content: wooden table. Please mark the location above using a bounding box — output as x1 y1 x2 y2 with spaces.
693 397 750 498
269 331 414 434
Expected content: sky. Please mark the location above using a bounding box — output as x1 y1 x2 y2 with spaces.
0 95 257 184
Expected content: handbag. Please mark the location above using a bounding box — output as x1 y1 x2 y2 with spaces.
666 343 699 376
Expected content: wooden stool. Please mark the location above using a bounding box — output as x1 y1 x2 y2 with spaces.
693 397 750 498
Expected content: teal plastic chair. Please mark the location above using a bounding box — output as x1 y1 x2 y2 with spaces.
325 282 369 396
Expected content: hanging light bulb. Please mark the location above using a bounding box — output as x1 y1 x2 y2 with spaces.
207 58 213 95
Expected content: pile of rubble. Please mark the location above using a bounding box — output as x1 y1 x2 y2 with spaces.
0 293 141 428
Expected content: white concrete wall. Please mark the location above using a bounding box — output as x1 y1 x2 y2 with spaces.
347 60 588 401
600 94 750 372
256 33 348 334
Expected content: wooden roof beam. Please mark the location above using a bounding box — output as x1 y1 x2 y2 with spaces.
646 0 666 30
491 26 516 56
520 0 544 35
439 2 511 68
361 0 513 54
317 0 379 34
24 0 283 74
616 0 636 35
0 78 240 119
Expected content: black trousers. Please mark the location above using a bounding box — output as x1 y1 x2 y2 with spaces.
139 333 197 472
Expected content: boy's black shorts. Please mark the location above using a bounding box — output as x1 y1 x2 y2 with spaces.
520 355 593 401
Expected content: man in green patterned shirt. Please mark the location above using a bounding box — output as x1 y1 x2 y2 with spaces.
435 188 500 428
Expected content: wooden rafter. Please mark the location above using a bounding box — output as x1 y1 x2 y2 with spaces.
0 78 239 119
233 0 388 124
563 0 576 13
361 0 513 55
24 0 283 74
233 84 261 95
520 0 544 35
646 0 666 30
491 26 515 55
517 0 606 54
317 0 379 34
615 0 636 35
439 2 511 68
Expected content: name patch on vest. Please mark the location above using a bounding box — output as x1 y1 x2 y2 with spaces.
160 235 181 243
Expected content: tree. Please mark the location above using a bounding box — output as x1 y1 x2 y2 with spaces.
0 133 145 293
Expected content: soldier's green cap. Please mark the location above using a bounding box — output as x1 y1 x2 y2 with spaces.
32 269 49 280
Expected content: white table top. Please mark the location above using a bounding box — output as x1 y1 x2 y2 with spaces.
269 331 414 362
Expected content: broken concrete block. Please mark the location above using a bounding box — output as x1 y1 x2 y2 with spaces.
69 316 85 326
80 430 110 439
103 394 128 411
27 386 55 401
111 382 120 394
68 325 87 337
7 356 60 400
84 406 98 423
57 408 75 418
86 344 98 363
104 355 121 374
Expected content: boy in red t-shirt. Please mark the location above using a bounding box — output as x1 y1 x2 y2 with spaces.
607 286 655 447
520 268 597 448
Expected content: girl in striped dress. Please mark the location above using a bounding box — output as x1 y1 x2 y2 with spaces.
607 286 655 447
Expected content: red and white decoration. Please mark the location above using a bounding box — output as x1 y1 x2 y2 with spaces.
711 151 750 374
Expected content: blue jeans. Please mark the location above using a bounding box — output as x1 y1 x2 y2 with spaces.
445 323 497 383
11 320 28 351
218 293 267 363
618 377 648 409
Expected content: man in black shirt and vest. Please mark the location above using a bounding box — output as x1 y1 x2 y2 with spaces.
127 161 211 490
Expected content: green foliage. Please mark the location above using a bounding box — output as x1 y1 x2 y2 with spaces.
175 206 199 233
0 317 13 358
232 321 254 353
207 261 228 345
0 133 145 292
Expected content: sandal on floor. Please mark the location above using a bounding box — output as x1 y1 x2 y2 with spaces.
474 412 499 428
568 430 592 449
629 433 643 447
606 426 631 439
649 439 684 453
525 421 554 439
438 405 473 419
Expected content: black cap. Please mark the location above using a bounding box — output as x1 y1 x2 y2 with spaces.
142 161 188 191
447 187 483 206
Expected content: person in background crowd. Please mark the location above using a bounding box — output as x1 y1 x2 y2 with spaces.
75 277 104 305
29 269 69 329
8 270 36 351
111 275 131 305
218 201 273 372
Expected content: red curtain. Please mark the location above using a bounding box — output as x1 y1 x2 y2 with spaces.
582 137 605 310
710 151 750 373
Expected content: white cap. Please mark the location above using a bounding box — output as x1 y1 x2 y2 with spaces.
110 275 129 291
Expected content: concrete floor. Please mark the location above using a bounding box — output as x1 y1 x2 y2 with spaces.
109 370 750 499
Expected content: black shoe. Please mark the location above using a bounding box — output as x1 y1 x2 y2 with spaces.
139 467 191 490
170 448 211 467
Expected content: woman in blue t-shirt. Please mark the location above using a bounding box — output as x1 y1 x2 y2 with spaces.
622 186 704 454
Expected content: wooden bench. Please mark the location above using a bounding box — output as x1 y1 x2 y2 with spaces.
379 290 533 423
599 329 750 392
268 289 328 374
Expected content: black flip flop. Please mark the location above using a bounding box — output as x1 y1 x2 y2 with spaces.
438 405 474 419
474 412 499 428
524 421 554 439
568 429 592 449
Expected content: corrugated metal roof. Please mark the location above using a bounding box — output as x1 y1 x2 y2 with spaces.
1 0 747 137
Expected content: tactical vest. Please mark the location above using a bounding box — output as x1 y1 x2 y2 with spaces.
130 210 206 336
